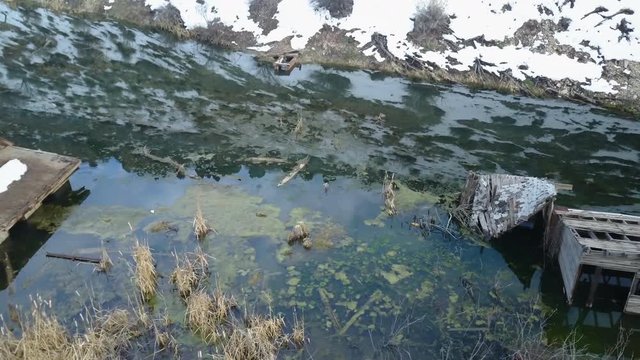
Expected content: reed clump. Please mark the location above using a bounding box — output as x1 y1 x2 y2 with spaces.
193 204 214 240
0 299 141 360
224 314 286 360
185 291 221 343
171 254 198 298
133 241 157 301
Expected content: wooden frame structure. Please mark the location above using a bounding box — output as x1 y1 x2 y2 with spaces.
554 208 640 314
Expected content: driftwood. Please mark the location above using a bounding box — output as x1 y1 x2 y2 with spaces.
277 156 309 187
134 146 198 178
319 288 342 331
46 252 100 264
339 290 383 335
245 157 287 164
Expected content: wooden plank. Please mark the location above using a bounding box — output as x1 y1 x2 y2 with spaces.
0 147 80 241
558 226 583 303
581 253 640 272
575 237 640 254
562 218 640 237
624 295 640 315
556 208 640 224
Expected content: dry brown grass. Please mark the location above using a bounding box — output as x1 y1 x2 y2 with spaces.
171 253 198 298
95 245 112 273
185 290 221 343
193 203 214 240
224 313 285 360
0 299 141 360
133 241 157 301
291 314 305 348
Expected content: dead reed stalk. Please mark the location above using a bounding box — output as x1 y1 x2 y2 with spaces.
95 245 112 273
133 241 157 301
291 313 305 348
193 203 214 240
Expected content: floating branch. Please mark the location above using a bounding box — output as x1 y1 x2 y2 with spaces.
277 156 309 187
134 146 192 178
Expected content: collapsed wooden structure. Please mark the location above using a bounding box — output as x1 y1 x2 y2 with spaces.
273 51 301 74
459 171 640 315
550 208 640 315
0 140 80 243
458 172 557 238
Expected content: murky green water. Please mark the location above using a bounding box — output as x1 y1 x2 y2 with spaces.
1 3 640 358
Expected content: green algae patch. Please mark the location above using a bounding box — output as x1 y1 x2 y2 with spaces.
58 205 150 240
364 182 440 227
166 184 286 240
381 264 413 285
27 204 76 233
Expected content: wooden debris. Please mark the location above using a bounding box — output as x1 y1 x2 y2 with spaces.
277 156 309 187
134 146 193 178
458 171 556 238
46 252 101 264
318 288 342 330
339 290 382 335
245 157 287 165
383 172 397 215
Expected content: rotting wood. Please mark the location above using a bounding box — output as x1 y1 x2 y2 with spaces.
245 157 287 164
46 252 101 264
458 171 556 238
318 288 342 331
277 156 309 187
339 290 382 335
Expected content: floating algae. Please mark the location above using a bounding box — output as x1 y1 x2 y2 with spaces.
381 264 413 285
166 185 286 240
57 206 150 240
364 182 440 227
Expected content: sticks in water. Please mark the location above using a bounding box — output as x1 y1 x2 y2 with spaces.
277 156 309 187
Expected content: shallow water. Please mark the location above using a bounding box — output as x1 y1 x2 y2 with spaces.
1 3 640 358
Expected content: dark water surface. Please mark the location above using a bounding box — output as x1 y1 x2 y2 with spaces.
1 3 640 358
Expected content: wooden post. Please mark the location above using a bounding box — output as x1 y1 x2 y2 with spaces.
586 267 603 308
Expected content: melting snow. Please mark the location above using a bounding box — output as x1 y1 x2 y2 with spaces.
0 159 28 193
150 0 638 95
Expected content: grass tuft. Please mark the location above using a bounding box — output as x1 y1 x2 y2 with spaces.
133 241 157 301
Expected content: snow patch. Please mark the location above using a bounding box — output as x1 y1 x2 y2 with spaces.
0 159 28 193
145 0 639 95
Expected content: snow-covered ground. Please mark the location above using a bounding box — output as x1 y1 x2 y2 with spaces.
0 159 27 193
144 0 639 95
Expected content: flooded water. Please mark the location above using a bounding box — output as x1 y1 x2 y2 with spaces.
1 3 640 358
